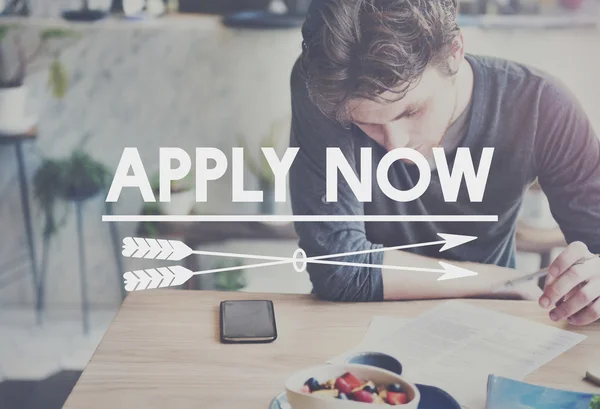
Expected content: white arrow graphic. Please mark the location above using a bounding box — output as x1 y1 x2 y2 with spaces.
123 266 195 291
122 237 194 261
121 233 476 262
123 260 478 291
122 233 479 291
301 259 478 281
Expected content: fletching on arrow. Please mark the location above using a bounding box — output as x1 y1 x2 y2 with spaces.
123 266 194 291
121 237 194 261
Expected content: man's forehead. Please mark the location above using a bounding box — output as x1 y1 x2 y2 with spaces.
348 69 437 123
348 91 422 124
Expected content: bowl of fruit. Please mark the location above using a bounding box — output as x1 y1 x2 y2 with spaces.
285 364 420 409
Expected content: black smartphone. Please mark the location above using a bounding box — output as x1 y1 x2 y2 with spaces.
219 300 277 344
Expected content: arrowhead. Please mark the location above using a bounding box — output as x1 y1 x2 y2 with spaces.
437 262 478 281
437 233 477 252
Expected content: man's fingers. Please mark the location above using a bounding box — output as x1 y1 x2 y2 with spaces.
548 241 590 279
566 296 600 326
549 279 600 322
556 282 585 306
540 264 595 308
543 271 556 291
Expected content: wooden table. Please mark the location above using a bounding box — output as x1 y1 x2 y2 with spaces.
62 291 600 409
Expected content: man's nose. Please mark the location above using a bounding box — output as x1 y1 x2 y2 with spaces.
382 123 409 151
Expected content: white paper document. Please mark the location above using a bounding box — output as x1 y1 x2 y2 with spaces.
329 301 586 409
362 315 411 344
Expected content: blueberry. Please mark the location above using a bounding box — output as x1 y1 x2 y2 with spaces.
363 385 376 394
387 383 403 393
338 393 349 400
304 378 321 392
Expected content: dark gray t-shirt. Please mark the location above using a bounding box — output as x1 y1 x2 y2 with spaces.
289 53 600 302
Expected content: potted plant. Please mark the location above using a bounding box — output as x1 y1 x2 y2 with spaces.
0 0 29 16
0 25 75 133
237 117 289 215
137 201 164 237
33 149 112 240
215 259 247 291
149 172 196 216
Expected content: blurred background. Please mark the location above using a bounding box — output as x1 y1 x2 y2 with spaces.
0 0 599 408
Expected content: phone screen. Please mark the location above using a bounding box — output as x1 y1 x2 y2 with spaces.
220 300 277 343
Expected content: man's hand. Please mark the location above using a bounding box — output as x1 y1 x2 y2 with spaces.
539 241 600 326
490 279 542 301
513 280 544 301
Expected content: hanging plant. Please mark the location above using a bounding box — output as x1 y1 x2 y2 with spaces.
33 149 112 240
0 24 77 96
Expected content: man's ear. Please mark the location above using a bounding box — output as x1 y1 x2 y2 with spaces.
446 32 465 75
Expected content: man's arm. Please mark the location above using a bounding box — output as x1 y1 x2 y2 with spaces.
533 78 600 252
289 58 385 302
289 58 536 302
530 77 600 325
382 250 541 301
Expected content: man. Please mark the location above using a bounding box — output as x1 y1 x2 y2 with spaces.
288 0 600 326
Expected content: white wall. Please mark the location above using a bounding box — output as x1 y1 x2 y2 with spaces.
0 17 304 308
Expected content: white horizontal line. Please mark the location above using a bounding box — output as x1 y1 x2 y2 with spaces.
102 215 498 222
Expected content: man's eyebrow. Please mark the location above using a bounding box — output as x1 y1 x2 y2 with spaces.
353 103 422 126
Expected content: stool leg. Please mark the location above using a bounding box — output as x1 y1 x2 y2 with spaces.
38 233 50 322
76 201 89 335
15 142 40 324
105 201 126 301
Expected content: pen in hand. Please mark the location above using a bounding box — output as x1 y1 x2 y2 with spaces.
493 254 600 293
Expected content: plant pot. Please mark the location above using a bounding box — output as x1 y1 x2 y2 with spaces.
259 181 276 215
179 0 271 14
159 189 196 216
62 9 108 21
0 86 35 134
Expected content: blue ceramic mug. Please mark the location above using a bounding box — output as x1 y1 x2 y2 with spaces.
345 352 403 376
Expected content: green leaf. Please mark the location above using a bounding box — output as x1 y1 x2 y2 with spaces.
214 259 247 291
48 58 69 99
33 158 69 238
590 395 600 409
40 28 79 41
236 134 276 186
33 150 111 239
0 27 9 43
0 24 19 42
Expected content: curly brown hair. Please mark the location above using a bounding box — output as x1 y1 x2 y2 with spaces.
300 0 461 126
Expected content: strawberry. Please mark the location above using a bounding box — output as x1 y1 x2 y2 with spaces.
341 372 362 390
334 377 352 395
386 392 408 405
353 390 374 403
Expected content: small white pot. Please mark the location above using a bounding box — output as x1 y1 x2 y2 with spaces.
160 190 196 216
0 86 35 134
